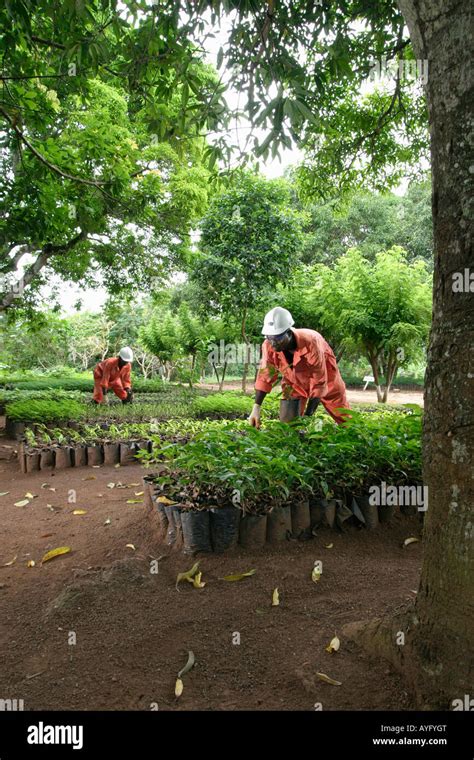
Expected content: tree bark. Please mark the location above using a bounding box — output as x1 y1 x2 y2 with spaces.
241 306 249 394
368 0 474 706
367 348 384 403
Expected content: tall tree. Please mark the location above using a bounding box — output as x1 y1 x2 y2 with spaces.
321 247 431 401
300 183 433 267
190 172 305 391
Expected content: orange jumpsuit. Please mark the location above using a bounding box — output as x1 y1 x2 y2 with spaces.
255 328 350 424
93 357 131 403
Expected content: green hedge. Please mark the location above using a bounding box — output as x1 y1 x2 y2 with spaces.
0 375 168 393
6 398 87 423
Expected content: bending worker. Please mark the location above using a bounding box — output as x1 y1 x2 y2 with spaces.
249 307 349 427
92 347 134 405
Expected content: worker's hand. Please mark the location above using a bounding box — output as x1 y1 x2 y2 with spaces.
122 388 133 404
248 403 262 429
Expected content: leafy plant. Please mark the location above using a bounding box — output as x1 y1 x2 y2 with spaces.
6 398 86 423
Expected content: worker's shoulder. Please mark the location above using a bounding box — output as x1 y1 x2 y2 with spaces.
295 328 334 353
295 327 323 343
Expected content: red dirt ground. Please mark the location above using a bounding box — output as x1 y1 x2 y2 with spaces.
0 437 424 711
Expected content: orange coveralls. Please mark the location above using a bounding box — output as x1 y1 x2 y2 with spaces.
255 328 350 424
93 357 131 403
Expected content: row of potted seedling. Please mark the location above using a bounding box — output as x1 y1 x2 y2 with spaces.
142 475 418 554
18 439 149 472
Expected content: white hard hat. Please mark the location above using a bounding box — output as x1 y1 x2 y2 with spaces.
119 346 134 363
261 307 294 336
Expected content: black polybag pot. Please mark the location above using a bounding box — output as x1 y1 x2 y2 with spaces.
87 445 103 466
309 498 327 529
210 505 241 552
355 492 379 530
164 504 183 547
266 505 292 542
72 445 87 467
239 513 267 548
152 497 169 539
180 509 212 555
291 500 311 539
26 450 41 472
40 448 54 469
103 442 120 465
54 447 71 469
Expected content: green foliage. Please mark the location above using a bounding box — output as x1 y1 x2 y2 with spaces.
191 172 305 326
0 374 166 393
192 392 279 418
6 398 86 423
281 247 431 399
299 183 433 268
141 407 422 513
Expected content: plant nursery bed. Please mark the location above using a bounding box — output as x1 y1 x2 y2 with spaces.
0 445 423 711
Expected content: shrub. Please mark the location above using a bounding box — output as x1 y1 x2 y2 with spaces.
5 398 86 423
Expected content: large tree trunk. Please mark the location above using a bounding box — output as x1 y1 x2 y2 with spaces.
387 0 473 705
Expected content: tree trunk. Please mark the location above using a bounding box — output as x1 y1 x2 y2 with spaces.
367 349 384 403
218 360 228 392
382 352 398 403
378 0 474 705
241 307 249 394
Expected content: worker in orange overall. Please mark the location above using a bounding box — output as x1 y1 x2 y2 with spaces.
92 347 134 404
249 307 349 427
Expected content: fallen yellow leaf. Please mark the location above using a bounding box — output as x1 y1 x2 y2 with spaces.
73 509 87 515
27 560 35 568
156 495 178 505
316 672 342 686
176 562 200 588
175 678 183 698
107 483 115 489
403 537 420 547
192 571 206 589
325 543 334 549
0 491 10 496
41 547 71 564
221 569 256 582
178 651 195 678
126 499 143 504
3 555 17 567
104 518 111 525
326 634 340 653
311 567 321 583
14 499 30 507
24 492 36 499
272 588 280 606
134 491 144 497
82 476 96 481
126 544 136 551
